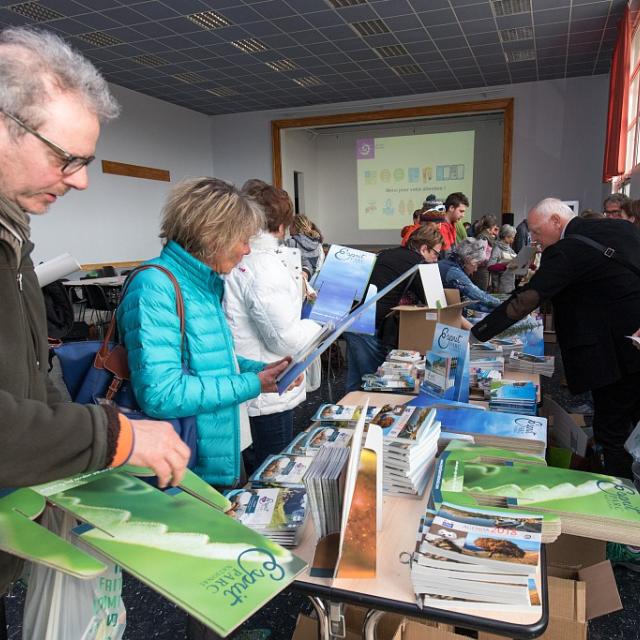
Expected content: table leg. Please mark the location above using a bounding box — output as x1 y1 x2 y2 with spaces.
307 596 330 640
362 609 385 640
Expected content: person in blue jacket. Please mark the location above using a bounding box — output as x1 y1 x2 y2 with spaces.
438 238 501 313
117 178 293 487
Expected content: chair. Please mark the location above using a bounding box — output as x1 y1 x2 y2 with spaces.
83 284 117 338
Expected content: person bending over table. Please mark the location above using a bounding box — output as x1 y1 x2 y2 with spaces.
117 178 295 489
472 198 640 479
343 223 443 392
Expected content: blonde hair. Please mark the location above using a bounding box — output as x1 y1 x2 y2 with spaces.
290 214 322 240
160 177 264 264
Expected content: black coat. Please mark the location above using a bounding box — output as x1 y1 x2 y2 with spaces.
472 217 640 394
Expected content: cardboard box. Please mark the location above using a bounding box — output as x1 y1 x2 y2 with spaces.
394 289 468 353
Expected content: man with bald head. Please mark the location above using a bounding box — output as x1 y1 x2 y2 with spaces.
473 197 640 479
0 27 190 599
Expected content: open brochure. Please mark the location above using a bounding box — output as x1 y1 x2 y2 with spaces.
276 262 422 393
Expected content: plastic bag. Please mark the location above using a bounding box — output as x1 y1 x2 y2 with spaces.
23 506 126 640
305 356 322 393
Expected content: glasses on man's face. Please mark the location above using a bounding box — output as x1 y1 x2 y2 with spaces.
2 111 94 176
430 247 440 258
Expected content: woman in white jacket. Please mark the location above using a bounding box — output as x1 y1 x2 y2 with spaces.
224 181 320 467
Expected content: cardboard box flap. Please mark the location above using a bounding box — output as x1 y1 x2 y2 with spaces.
547 535 606 571
547 576 585 623
578 560 623 620
392 289 468 313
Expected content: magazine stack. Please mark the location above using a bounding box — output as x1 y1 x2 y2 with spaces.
469 342 504 391
410 503 542 613
224 487 308 547
506 352 555 377
489 380 537 415
370 405 440 496
249 454 315 490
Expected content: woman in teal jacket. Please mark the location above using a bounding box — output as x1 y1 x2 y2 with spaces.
117 178 291 486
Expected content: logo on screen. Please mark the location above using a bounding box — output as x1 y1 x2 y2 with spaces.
356 138 375 159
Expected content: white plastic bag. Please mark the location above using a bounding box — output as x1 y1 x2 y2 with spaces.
23 506 126 640
306 356 322 393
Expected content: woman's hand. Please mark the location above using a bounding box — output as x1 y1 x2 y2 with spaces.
258 358 291 393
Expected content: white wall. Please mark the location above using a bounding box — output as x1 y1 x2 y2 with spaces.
209 74 610 243
281 129 319 219
31 84 214 265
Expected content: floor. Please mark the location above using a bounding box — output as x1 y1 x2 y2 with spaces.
4 343 640 639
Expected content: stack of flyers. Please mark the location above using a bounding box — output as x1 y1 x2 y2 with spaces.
469 366 502 392
489 380 537 415
506 352 555 378
377 360 416 377
311 404 380 425
303 445 351 539
361 372 416 392
284 426 353 456
488 337 524 354
410 503 542 613
249 454 314 489
371 405 440 496
224 487 308 547
470 342 503 359
387 349 423 364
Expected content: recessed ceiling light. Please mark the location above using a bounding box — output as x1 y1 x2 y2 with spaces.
8 2 62 22
350 20 389 37
206 87 239 97
490 0 531 18
230 38 268 54
292 76 324 88
504 49 536 63
392 64 421 76
325 0 367 7
132 54 166 67
374 44 408 59
77 31 123 48
499 26 534 42
173 72 206 84
187 11 231 30
266 59 299 72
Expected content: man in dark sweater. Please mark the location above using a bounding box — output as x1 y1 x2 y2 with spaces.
472 198 640 478
0 27 191 596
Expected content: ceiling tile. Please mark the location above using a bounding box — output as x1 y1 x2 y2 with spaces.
370 0 414 18
461 18 496 34
419 8 457 27
273 14 312 32
455 3 494 21
426 22 463 38
251 0 295 19
408 0 451 9
534 7 570 25
129 2 181 21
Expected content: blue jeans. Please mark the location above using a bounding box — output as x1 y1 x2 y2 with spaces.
249 409 294 468
343 331 390 392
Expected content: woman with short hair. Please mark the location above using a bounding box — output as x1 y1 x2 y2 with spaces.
223 182 321 468
117 178 291 487
488 224 518 293
438 238 501 312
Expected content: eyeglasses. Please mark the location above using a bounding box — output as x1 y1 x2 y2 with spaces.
430 247 441 258
2 111 94 175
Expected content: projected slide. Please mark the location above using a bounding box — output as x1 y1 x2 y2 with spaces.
356 130 475 230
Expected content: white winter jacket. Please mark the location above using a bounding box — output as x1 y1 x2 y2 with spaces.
223 231 321 416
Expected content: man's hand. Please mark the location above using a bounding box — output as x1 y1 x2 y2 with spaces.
128 420 191 488
258 358 291 393
631 328 640 351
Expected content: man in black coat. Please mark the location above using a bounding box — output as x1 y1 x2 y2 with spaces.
472 197 640 478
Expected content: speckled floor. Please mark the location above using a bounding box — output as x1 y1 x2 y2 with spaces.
3 343 639 639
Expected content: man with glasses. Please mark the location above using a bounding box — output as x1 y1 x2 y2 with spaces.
603 192 630 218
0 27 190 600
472 197 640 480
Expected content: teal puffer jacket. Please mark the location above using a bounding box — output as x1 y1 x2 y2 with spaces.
117 241 264 485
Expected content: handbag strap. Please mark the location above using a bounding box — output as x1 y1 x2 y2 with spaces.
565 233 640 280
98 264 186 358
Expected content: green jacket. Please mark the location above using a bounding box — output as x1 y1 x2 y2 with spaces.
0 217 121 594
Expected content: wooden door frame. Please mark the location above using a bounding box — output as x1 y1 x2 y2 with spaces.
271 97 514 213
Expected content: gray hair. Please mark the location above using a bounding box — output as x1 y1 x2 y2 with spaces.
0 27 119 133
603 193 629 209
531 197 576 221
454 238 487 264
499 224 516 240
